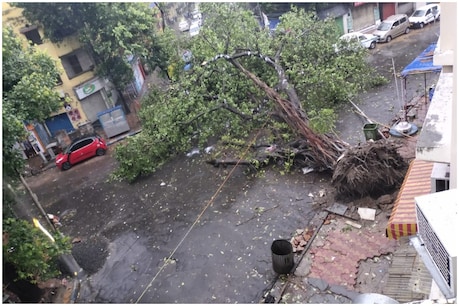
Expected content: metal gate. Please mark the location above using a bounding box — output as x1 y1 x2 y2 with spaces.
45 113 74 137
97 105 130 138
80 91 109 123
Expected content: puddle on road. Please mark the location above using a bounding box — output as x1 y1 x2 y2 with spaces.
77 232 158 303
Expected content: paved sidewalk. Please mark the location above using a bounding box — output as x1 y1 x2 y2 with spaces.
263 209 403 303
306 214 398 291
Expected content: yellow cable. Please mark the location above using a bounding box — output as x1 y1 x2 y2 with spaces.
135 122 268 303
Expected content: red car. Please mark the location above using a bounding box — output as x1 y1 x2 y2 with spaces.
55 135 107 170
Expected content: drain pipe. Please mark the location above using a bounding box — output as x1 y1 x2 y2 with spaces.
59 253 86 303
25 176 86 303
32 218 86 303
70 278 81 303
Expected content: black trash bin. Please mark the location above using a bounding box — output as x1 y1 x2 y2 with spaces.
271 239 294 274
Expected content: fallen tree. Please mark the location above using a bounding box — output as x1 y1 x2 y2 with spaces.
199 17 405 199
111 3 403 197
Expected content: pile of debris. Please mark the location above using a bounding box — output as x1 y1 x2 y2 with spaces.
290 227 315 253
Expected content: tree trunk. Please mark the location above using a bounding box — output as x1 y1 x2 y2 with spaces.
228 58 348 170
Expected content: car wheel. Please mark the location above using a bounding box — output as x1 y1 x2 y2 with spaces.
419 23 424 29
96 148 106 156
62 162 71 171
386 36 392 43
405 27 410 34
369 41 376 49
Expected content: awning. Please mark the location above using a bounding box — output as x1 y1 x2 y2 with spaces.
400 43 442 78
386 159 434 240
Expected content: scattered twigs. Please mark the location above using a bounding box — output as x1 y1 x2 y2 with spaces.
236 205 279 226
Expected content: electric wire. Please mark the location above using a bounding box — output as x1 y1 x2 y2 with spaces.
135 121 268 303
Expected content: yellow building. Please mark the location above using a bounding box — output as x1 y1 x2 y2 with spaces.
3 3 122 158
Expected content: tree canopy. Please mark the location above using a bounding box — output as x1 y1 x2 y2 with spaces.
2 27 62 178
3 218 71 282
111 3 386 182
16 2 165 90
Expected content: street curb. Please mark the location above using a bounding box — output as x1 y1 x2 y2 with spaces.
106 129 142 146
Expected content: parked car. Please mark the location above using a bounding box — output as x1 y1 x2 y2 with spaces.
55 135 107 170
191 10 202 26
409 4 440 29
189 20 201 37
178 19 190 32
339 31 378 50
373 14 410 43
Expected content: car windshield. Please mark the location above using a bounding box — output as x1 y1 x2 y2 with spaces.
377 22 392 31
412 10 426 17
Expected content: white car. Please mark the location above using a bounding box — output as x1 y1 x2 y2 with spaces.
409 4 440 29
191 10 202 26
339 31 378 50
179 19 189 32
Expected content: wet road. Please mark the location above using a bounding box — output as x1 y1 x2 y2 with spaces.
27 150 330 303
335 22 440 144
25 22 440 303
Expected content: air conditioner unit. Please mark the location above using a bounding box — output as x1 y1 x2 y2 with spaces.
431 162 450 192
412 189 457 299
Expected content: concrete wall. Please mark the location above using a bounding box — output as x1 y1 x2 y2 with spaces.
397 2 416 15
351 3 378 31
433 2 457 188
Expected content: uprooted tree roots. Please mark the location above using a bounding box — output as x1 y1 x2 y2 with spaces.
331 140 409 200
207 135 409 201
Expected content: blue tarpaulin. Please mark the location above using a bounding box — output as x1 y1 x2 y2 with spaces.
401 43 442 78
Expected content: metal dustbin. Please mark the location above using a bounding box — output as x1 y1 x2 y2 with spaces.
363 123 379 141
353 293 399 304
271 239 294 274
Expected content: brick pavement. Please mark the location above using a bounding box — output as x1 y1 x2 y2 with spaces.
265 210 401 304
307 215 399 290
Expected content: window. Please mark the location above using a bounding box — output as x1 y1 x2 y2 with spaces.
60 49 94 79
435 179 450 192
70 139 92 152
20 25 42 45
68 54 83 75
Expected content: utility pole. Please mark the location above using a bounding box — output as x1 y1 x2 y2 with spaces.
19 173 86 299
19 174 55 230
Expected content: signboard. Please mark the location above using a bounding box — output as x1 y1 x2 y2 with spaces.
75 78 104 100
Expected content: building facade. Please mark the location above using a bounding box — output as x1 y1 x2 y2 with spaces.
2 3 129 159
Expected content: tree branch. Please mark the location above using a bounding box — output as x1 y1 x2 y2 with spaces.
179 100 253 126
221 100 253 120
202 50 301 107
